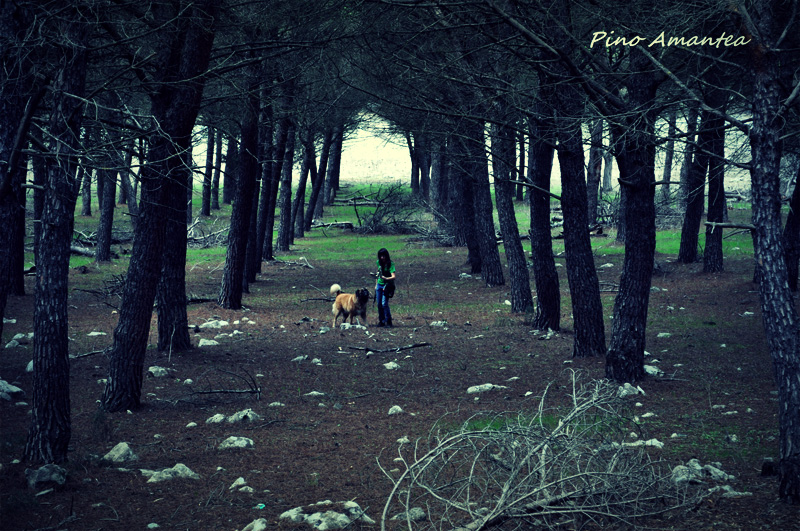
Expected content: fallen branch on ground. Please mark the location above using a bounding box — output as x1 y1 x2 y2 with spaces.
349 342 431 353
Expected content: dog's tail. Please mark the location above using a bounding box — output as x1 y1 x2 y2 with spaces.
330 283 342 295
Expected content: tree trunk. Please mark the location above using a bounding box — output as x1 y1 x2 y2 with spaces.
528 119 560 331
516 130 525 201
783 165 800 291
103 0 216 412
80 165 92 216
417 132 431 200
211 131 222 210
156 149 191 353
586 119 603 225
605 51 659 383
447 133 481 272
747 5 800 501
678 109 712 263
492 122 532 312
120 167 139 232
323 124 342 206
201 126 214 216
557 118 605 358
32 133 47 262
249 91 274 279
220 92 259 309
703 105 726 273
464 120 504 286
222 135 238 205
602 148 613 192
678 102 700 210
292 133 316 240
308 129 333 226
430 135 449 211
276 123 296 252
9 148 26 295
661 109 677 204
262 113 291 261
95 168 117 262
327 126 343 204
406 132 420 195
24 13 86 463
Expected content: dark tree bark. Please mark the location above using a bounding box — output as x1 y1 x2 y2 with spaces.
119 166 138 232
430 135 449 211
615 180 628 243
515 130 525 201
528 119 560 332
95 168 117 262
660 109 677 204
292 132 316 240
678 102 700 210
220 91 259 309
201 125 214 216
447 133 481 272
222 135 238 205
492 122 532 312
602 148 613 192
308 128 333 226
211 131 222 210
586 119 603 225
746 2 800 501
245 98 270 284
156 147 191 353
557 117 605 358
24 11 87 463
783 165 800 292
406 131 420 195
703 105 726 273
324 124 343 206
463 120 504 286
276 123 296 252
417 132 431 200
678 110 713 263
103 1 216 412
117 148 130 205
9 148 26 296
605 51 659 383
32 133 47 262
262 113 291 262
80 165 92 216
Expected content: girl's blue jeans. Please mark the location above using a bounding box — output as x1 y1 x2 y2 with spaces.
376 284 392 324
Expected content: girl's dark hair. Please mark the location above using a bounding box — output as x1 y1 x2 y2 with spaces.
377 248 391 262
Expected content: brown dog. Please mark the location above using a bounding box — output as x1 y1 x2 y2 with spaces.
330 284 370 327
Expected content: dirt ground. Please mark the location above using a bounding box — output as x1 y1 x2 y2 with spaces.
1 237 799 530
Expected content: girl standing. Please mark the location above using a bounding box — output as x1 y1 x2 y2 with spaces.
375 248 396 327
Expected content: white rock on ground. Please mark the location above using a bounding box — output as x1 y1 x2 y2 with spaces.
199 320 229 329
143 463 200 483
279 500 374 530
388 405 404 415
0 379 25 400
148 366 173 378
466 383 508 394
241 518 269 531
383 361 400 370
218 436 254 450
227 408 261 423
391 507 426 522
25 464 67 489
103 442 138 464
229 477 247 490
617 383 645 398
198 338 219 347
